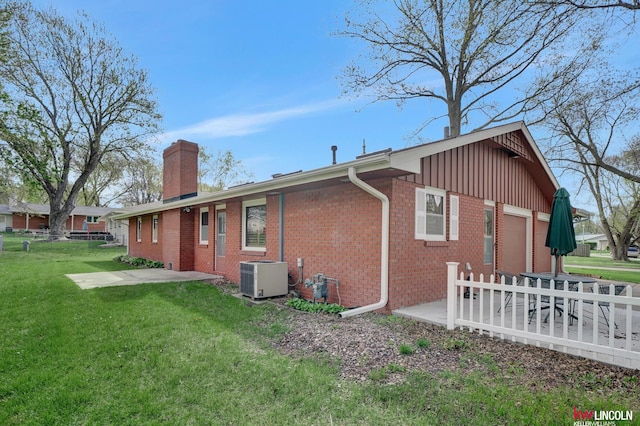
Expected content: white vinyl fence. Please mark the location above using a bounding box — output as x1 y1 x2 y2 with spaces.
446 262 640 369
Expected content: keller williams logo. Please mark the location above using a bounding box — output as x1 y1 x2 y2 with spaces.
573 406 633 424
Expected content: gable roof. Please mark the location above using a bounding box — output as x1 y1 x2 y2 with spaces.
112 121 559 220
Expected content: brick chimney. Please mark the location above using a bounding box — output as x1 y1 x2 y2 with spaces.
163 140 199 203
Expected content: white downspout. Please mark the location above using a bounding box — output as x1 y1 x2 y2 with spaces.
340 167 389 318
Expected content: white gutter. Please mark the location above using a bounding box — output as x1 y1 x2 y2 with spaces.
110 151 396 221
340 167 390 318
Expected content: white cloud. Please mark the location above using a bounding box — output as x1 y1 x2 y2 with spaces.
158 99 344 144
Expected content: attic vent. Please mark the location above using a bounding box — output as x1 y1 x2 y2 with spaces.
500 147 520 158
491 132 530 161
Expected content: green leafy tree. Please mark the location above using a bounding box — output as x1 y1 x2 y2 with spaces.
198 147 254 192
117 156 163 207
0 2 160 238
76 152 125 207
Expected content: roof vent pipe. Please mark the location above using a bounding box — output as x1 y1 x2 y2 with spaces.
444 126 450 139
331 145 338 165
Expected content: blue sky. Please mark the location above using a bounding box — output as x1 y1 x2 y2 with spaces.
33 0 445 183
31 1 638 209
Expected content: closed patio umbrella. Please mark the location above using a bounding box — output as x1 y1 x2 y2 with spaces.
545 187 577 276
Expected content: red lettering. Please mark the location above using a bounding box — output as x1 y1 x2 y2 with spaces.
573 407 594 420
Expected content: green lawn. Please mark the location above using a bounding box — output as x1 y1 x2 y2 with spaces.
564 252 640 283
0 233 639 425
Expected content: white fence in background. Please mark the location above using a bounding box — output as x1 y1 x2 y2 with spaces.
446 262 640 369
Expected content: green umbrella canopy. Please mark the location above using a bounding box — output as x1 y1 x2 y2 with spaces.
545 187 577 259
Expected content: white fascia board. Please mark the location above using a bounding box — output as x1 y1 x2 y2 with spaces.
111 152 395 220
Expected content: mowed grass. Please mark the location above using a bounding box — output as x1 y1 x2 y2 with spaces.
564 252 640 283
0 234 639 425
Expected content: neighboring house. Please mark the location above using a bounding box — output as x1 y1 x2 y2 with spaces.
112 121 559 313
99 210 130 245
578 233 609 251
0 202 112 233
0 204 11 232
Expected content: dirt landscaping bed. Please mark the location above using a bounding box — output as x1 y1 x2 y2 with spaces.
208 278 640 393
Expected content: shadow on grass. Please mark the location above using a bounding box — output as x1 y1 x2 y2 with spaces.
90 280 272 341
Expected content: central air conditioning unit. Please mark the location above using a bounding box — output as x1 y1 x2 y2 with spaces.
239 261 288 299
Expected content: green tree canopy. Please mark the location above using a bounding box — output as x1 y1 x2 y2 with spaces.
0 1 161 238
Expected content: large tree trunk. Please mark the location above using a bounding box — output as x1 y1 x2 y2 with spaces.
48 210 68 240
612 244 628 261
47 197 74 241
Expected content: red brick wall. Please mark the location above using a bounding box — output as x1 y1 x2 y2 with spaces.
162 210 181 269
152 209 196 271
126 174 551 311
162 140 198 201
219 196 282 283
387 179 491 310
10 213 106 232
281 181 386 309
64 216 106 232
12 214 27 230
194 205 215 273
11 214 47 230
128 214 163 262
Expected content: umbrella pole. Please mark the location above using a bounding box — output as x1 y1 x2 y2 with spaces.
554 254 559 277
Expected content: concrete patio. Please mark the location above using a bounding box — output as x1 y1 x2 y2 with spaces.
394 286 640 369
66 269 222 289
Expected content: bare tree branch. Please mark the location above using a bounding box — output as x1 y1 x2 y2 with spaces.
337 0 595 137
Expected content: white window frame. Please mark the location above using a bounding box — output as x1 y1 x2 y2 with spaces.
199 207 209 245
152 214 158 243
242 198 267 252
483 207 494 265
449 195 459 241
415 186 447 241
86 216 100 223
136 217 142 242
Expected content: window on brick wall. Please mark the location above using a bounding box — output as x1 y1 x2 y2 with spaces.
242 199 266 251
136 217 142 242
484 207 494 264
200 208 209 244
86 216 100 223
152 215 158 243
415 186 447 241
217 210 226 256
449 195 459 240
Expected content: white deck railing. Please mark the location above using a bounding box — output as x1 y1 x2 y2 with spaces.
446 262 640 369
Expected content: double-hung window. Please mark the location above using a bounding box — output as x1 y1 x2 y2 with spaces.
200 208 209 244
415 186 456 241
152 215 158 243
242 199 266 251
136 217 142 242
484 206 494 264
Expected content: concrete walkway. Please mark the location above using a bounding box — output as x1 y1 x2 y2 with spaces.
66 269 222 289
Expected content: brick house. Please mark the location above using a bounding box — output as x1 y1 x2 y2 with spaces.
0 203 111 233
113 121 558 314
